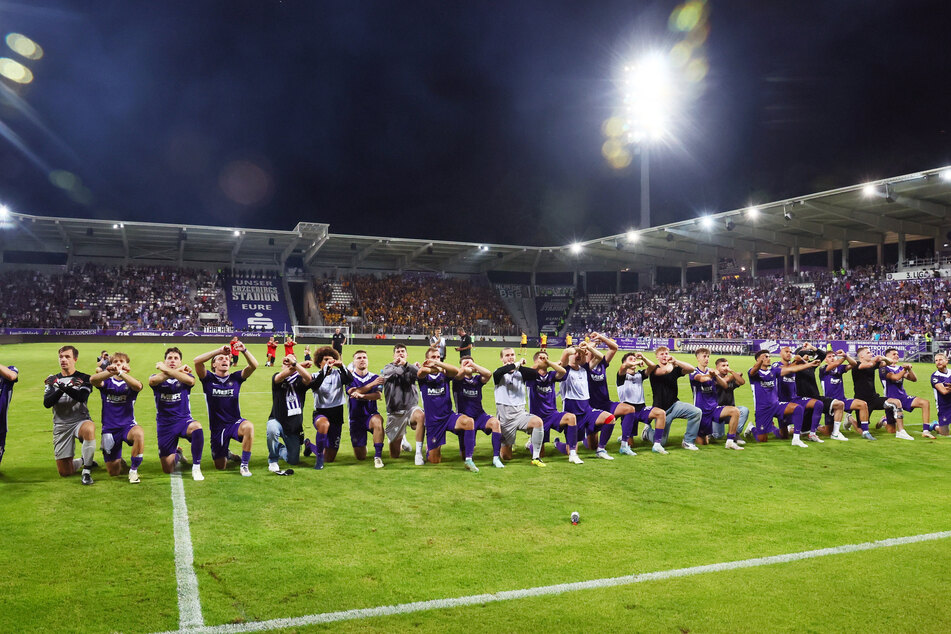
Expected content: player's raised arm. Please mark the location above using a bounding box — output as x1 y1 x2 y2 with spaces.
158 361 195 387
591 332 620 364
636 352 658 375
90 366 115 388
670 355 696 374
194 345 231 380
464 358 493 384
546 357 568 379
237 341 259 379
903 362 918 382
585 341 605 369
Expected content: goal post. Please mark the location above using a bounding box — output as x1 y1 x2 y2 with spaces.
293 325 350 342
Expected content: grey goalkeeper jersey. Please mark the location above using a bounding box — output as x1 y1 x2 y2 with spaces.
44 372 93 426
380 362 421 413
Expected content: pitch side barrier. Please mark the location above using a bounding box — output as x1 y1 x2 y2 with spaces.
0 329 927 359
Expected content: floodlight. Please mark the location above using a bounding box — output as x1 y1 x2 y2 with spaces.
700 215 713 230
746 207 760 220
0 204 9 219
862 184 877 198
570 242 582 254
626 229 638 242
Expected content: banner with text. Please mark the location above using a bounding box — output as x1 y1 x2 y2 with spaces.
225 276 292 331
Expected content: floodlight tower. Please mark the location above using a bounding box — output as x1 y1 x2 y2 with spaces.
620 53 673 230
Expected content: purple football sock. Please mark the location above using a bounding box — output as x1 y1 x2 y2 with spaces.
189 429 203 465
791 407 804 434
304 438 318 454
565 424 578 450
241 450 251 466
491 432 502 457
315 431 327 453
598 422 615 449
373 442 383 458
554 439 568 455
463 428 475 460
457 434 466 459
727 433 736 441
810 404 822 433
860 421 870 432
130 454 143 470
620 413 635 442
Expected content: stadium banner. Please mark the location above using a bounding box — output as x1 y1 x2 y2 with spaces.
885 268 951 281
751 338 925 359
225 275 292 331
0 328 260 337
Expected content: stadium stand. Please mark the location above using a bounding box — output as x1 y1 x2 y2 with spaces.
567 266 950 341
346 273 518 335
314 276 360 325
534 286 574 335
0 263 228 330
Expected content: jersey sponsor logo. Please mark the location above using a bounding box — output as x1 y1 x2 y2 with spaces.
105 393 128 403
426 386 445 397
462 388 479 398
211 387 235 397
160 392 183 402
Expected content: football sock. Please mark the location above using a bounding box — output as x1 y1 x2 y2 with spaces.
531 426 543 459
620 413 635 442
554 439 568 455
190 429 204 465
81 439 96 468
415 441 423 455
491 432 502 457
463 429 475 460
241 450 251 466
130 454 143 470
598 420 615 449
72 458 82 471
373 442 383 459
810 404 822 433
565 424 577 450
314 431 327 453
727 433 736 441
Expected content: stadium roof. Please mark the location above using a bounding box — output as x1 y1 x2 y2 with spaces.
1 166 950 274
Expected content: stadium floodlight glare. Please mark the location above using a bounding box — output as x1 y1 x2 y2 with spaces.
746 207 760 220
862 184 877 197
479 244 488 251
621 53 673 142
570 242 582 254
700 215 713 230
0 204 9 219
233 229 241 236
112 223 118 229
941 170 951 182
626 229 638 242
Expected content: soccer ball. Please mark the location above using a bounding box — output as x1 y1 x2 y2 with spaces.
571 511 580 525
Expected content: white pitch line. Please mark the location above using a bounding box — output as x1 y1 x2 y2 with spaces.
157 529 951 634
170 471 204 630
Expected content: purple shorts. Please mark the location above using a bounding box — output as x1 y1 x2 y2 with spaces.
754 402 794 432
349 413 382 447
591 400 622 416
699 406 726 437
938 410 951 428
471 412 494 434
101 424 136 462
426 412 463 449
157 418 197 457
540 411 570 443
211 419 246 460
314 406 344 450
563 399 606 435
892 393 917 412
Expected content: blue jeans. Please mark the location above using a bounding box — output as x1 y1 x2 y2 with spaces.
713 405 749 438
266 419 301 465
660 401 702 445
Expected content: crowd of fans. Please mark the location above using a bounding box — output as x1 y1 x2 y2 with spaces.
0 264 229 330
314 276 360 325
342 273 518 335
570 266 950 341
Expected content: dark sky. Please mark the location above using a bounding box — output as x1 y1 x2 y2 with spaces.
0 0 948 246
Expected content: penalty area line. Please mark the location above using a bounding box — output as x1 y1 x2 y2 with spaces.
170 471 204 630
160 529 951 634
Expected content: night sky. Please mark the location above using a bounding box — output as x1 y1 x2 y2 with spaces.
0 0 948 246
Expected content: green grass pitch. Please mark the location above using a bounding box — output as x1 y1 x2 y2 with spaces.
2 341 951 633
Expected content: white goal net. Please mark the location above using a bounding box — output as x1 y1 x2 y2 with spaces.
293 325 350 342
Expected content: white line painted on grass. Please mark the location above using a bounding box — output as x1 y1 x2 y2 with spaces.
170 471 204 630
156 529 951 634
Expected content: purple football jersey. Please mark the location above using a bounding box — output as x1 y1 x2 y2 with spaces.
819 364 848 400
931 370 951 414
774 362 798 401
452 374 487 418
689 369 719 413
749 364 782 409
528 370 562 419
419 372 453 420
98 377 138 432
349 371 381 420
152 375 194 425
201 370 246 429
0 365 18 428
880 365 908 399
586 359 613 411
